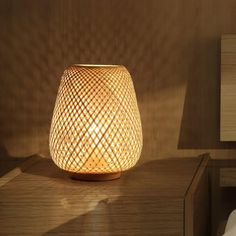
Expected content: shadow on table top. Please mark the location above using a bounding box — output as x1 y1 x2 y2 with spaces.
0 144 29 177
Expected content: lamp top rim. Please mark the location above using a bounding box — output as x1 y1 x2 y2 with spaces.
72 64 122 68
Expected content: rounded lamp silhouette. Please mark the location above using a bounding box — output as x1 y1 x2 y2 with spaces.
49 64 142 181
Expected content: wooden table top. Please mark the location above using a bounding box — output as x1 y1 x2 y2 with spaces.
0 156 203 236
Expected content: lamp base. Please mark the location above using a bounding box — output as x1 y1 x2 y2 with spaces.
71 172 121 181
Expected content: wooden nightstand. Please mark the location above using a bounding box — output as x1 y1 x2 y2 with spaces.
0 154 209 236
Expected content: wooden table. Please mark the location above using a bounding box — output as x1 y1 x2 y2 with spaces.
0 155 209 236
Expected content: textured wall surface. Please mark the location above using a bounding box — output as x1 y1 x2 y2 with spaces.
1 0 236 162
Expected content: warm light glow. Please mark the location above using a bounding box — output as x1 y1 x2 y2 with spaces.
49 64 142 174
74 64 119 67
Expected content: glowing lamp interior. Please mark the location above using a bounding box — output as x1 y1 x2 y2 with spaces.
49 64 142 180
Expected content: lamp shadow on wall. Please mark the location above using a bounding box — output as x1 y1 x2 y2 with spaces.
178 37 236 150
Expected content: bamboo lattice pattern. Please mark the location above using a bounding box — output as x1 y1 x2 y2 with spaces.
49 65 142 174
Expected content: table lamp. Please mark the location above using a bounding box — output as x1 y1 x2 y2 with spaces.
49 64 142 181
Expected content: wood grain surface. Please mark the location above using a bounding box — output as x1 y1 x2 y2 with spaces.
0 156 204 235
220 167 236 187
221 34 236 141
185 156 210 236
210 159 236 236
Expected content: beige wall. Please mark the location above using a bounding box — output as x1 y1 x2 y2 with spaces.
1 0 236 162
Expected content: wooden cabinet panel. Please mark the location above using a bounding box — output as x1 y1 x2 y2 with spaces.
0 155 209 235
221 34 236 141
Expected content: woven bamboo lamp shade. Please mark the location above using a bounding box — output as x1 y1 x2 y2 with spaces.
49 64 142 180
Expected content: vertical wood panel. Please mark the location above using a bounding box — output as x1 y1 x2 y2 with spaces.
221 34 236 141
